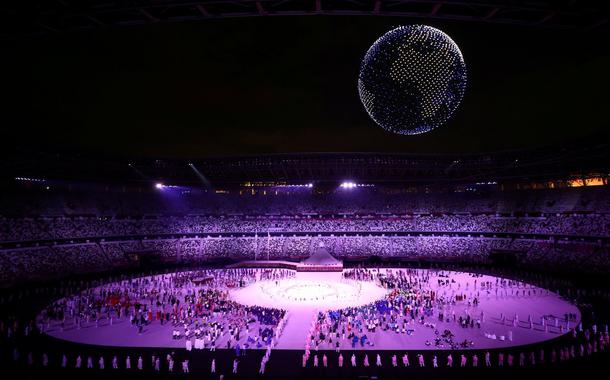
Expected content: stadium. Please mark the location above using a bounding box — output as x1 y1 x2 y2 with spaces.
1 1 610 380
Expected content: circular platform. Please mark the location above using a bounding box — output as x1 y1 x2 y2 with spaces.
231 274 387 308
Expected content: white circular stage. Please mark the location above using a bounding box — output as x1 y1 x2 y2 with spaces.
230 272 388 308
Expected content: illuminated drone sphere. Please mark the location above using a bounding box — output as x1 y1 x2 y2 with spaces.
358 25 467 135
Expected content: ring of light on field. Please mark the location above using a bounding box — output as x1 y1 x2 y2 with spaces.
259 280 363 304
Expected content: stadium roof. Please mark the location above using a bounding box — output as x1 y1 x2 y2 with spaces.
3 143 608 186
1 0 608 38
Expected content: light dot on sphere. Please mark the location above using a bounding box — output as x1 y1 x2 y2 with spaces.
358 25 467 135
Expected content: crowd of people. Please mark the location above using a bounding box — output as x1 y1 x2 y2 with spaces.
1 267 296 376
299 324 610 370
39 269 289 352
310 268 572 352
298 268 610 372
1 213 607 243
0 177 608 377
0 186 607 285
1 235 608 285
1 263 610 377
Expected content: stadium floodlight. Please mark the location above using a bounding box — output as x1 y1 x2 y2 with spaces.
339 182 375 189
188 163 212 190
340 182 357 189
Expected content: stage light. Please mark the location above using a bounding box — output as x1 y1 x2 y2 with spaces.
155 183 164 189
189 163 212 189
128 163 149 180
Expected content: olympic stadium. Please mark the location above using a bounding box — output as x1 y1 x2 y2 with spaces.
1 1 610 380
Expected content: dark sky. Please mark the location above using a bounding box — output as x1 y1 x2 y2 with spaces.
2 16 609 158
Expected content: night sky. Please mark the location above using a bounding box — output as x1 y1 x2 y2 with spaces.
2 16 609 158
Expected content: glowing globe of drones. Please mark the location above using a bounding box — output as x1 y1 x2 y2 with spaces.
358 25 467 135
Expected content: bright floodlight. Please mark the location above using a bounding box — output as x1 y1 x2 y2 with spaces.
155 183 164 189
358 25 467 135
340 182 357 189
